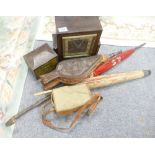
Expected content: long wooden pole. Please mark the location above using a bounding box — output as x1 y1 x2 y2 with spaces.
83 70 150 89
34 70 151 96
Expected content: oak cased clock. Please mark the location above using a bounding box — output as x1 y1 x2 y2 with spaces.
52 16 102 60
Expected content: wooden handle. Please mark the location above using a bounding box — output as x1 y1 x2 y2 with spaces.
101 54 109 62
43 79 61 90
40 70 59 85
83 70 150 89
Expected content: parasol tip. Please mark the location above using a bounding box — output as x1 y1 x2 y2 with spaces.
135 43 146 50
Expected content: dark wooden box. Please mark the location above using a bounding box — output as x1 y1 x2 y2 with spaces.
53 16 102 60
24 44 58 79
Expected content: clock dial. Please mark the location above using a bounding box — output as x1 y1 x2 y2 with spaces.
68 39 88 53
62 34 97 58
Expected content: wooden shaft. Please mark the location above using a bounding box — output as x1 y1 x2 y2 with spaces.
83 70 148 89
34 70 150 96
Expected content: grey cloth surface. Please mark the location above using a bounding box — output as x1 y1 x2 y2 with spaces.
13 41 155 138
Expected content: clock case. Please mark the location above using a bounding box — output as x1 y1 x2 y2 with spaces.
52 16 102 60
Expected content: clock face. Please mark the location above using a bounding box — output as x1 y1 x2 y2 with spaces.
62 34 97 58
68 39 88 53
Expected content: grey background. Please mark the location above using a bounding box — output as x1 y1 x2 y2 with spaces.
13 41 155 137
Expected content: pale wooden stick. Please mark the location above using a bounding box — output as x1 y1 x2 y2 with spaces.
34 89 53 96
34 70 151 96
83 70 150 89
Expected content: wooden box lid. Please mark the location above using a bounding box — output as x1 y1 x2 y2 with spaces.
24 44 57 70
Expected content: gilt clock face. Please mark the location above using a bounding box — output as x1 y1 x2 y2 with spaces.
68 39 88 53
62 34 97 58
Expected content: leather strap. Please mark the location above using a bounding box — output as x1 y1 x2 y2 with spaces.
41 93 103 132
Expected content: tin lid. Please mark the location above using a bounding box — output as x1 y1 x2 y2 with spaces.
24 44 57 70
